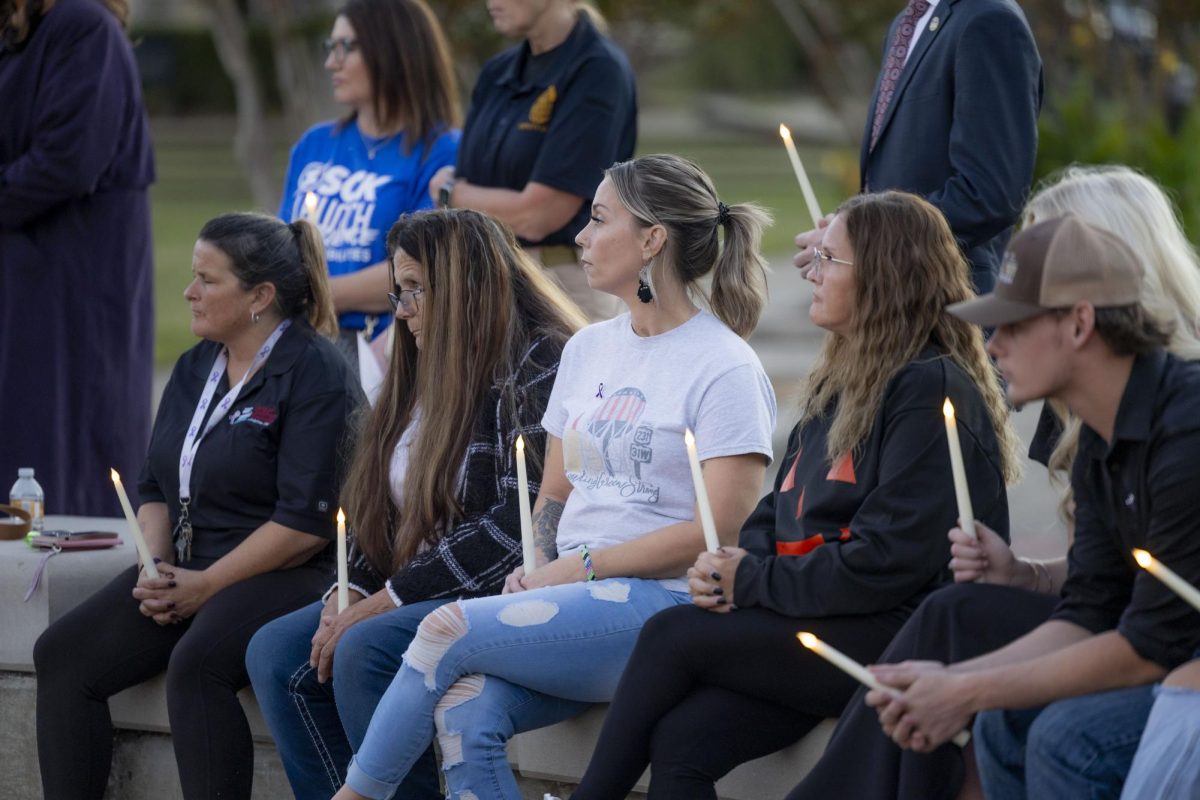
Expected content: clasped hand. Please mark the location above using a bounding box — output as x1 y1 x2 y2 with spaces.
503 553 582 594
866 660 976 752
687 547 746 613
132 563 212 626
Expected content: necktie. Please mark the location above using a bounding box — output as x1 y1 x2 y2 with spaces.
870 0 931 151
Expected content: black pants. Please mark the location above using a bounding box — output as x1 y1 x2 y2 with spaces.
572 603 909 800
786 583 1060 800
34 561 327 800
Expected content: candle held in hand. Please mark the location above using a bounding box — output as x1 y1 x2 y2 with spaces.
1133 549 1200 612
798 632 970 748
110 468 159 579
515 435 536 574
942 399 977 540
304 191 319 221
778 124 824 227
684 429 720 552
337 508 349 612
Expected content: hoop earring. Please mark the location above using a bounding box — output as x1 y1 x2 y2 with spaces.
637 263 654 304
251 310 261 324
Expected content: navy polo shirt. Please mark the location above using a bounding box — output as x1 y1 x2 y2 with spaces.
457 13 637 247
138 322 363 563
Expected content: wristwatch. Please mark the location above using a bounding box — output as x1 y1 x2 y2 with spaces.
438 176 457 208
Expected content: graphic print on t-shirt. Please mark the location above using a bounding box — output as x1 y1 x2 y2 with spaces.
293 162 392 265
562 385 659 504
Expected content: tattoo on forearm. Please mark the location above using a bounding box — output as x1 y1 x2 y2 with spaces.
533 498 563 562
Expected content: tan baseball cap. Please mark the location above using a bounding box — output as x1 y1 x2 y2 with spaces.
947 214 1143 327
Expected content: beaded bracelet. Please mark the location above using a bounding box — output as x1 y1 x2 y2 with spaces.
580 545 597 581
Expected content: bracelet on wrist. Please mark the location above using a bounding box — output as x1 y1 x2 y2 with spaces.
580 545 597 581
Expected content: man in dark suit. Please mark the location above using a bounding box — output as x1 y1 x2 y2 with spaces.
795 0 1043 294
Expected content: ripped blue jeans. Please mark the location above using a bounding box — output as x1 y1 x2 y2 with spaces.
345 578 690 800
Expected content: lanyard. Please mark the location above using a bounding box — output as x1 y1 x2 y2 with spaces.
178 320 291 505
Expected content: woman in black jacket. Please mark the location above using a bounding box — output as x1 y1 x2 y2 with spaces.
571 191 1022 800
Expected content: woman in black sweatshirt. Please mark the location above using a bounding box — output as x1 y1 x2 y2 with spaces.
571 191 1022 800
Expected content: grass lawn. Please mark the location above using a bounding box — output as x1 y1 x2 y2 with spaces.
149 119 854 368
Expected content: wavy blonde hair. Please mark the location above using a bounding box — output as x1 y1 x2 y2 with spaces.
1025 165 1200 521
340 209 585 575
799 192 1022 484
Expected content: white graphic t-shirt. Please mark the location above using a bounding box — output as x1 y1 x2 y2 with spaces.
543 310 777 591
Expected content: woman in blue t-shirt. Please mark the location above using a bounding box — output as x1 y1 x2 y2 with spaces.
279 0 460 371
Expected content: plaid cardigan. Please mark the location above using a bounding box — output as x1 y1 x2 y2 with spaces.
339 335 563 605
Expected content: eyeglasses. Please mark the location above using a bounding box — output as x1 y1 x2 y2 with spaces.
808 248 854 279
322 37 359 63
388 286 424 313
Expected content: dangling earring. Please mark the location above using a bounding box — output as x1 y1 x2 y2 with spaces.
637 262 654 304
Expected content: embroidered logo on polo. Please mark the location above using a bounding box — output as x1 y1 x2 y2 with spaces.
999 251 1019 285
294 163 390 264
229 406 279 427
519 86 557 132
562 385 660 503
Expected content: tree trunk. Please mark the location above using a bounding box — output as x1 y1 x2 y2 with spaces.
766 0 869 145
202 0 278 210
260 0 334 141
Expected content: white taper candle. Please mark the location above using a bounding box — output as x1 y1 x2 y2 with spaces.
110 468 159 579
942 399 977 541
516 436 536 574
684 429 720 552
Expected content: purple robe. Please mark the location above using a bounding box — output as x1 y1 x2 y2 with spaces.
0 0 155 515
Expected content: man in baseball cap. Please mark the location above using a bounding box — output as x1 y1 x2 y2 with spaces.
866 213 1200 799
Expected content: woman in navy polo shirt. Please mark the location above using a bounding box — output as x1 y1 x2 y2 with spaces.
33 213 362 799
428 0 636 320
280 0 461 373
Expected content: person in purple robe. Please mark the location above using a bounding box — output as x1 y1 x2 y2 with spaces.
0 0 154 516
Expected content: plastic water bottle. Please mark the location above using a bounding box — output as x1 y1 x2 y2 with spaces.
10 468 45 531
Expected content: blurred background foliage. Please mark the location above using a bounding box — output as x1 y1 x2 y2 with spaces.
131 0 1200 364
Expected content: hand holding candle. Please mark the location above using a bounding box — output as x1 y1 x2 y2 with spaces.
684 429 721 552
304 191 319 221
336 508 349 612
942 399 977 541
110 468 159 579
1133 549 1200 612
515 435 536 574
798 632 970 748
779 124 824 228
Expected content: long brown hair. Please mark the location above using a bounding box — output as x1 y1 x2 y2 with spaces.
337 0 461 156
3 0 128 46
341 210 585 574
605 154 770 338
799 192 1021 483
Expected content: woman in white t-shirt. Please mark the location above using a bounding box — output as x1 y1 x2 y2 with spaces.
333 154 778 800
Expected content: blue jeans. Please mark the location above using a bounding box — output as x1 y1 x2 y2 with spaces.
1121 685 1200 799
245 597 452 800
974 685 1155 800
346 578 690 800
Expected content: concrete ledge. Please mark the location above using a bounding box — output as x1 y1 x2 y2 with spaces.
513 704 835 800
4 516 834 799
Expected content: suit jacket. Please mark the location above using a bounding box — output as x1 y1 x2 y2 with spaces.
861 0 1043 293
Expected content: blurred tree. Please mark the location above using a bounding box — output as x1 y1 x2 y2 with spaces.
203 0 277 208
